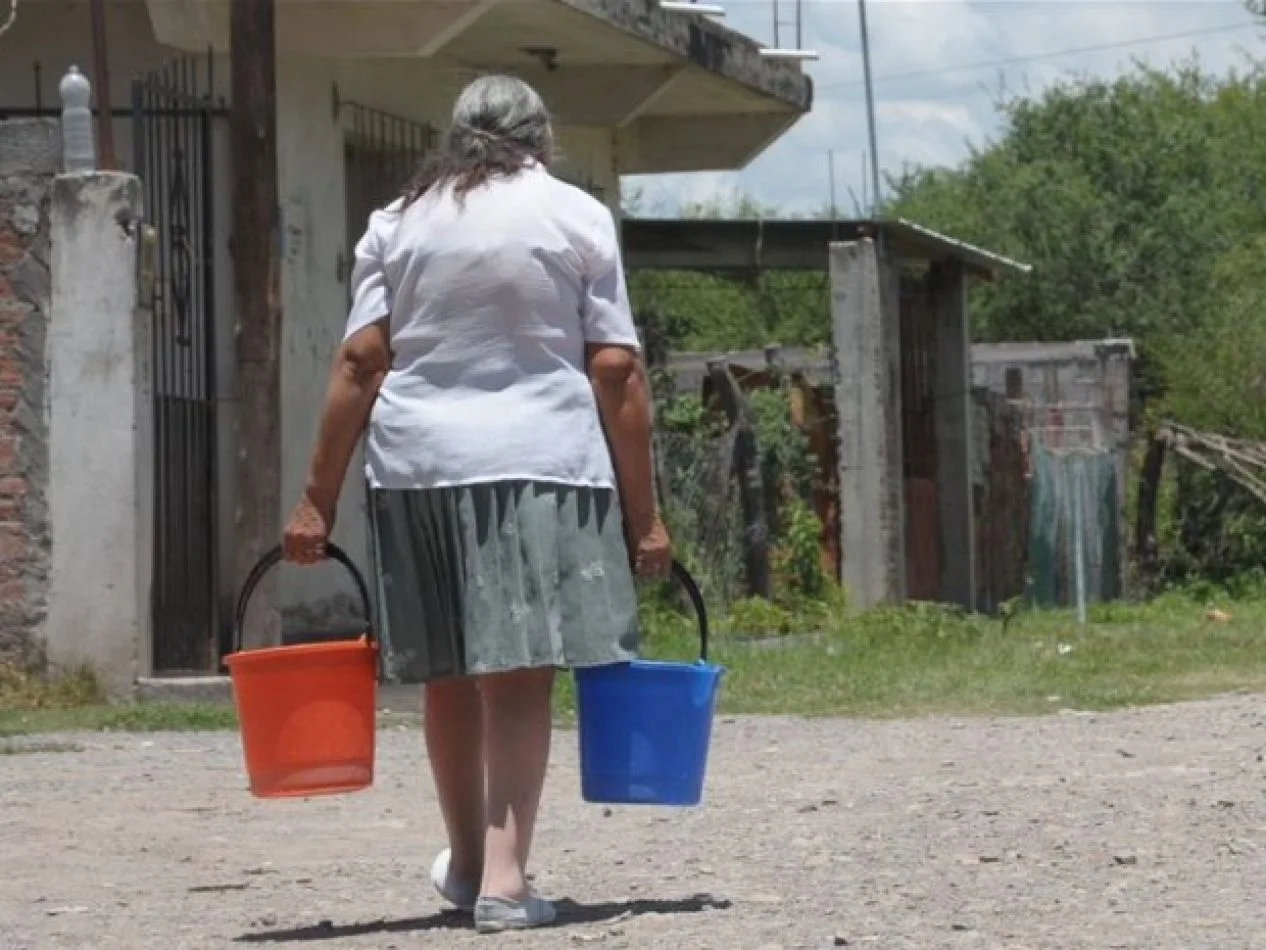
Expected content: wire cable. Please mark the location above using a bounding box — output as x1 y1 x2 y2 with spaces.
816 22 1254 91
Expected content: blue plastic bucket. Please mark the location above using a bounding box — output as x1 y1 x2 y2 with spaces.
575 562 723 807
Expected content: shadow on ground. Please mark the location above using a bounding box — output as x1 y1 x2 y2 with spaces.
235 894 730 942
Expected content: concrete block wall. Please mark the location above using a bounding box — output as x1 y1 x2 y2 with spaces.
971 339 1134 451
0 120 58 665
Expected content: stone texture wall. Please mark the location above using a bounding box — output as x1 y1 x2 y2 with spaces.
0 120 58 664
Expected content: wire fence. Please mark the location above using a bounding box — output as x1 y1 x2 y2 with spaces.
646 356 837 612
654 427 751 607
632 268 837 611
634 269 1128 617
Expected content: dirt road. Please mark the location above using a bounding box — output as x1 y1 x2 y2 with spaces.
4 695 1265 949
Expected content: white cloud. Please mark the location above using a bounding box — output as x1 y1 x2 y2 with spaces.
625 0 1263 215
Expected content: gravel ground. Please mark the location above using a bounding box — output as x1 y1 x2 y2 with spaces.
3 695 1266 950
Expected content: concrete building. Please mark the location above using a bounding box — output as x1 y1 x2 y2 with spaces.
622 218 1030 612
972 339 1134 453
972 339 1135 606
0 0 811 690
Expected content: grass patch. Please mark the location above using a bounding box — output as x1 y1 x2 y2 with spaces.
624 589 1266 719
0 702 429 738
0 740 82 755
0 655 104 710
0 702 240 737
0 652 242 736
6 589 1266 734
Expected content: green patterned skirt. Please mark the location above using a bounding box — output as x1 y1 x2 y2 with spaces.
368 480 640 684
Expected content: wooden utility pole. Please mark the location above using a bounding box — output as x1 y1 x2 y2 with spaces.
230 0 281 648
856 0 881 214
87 0 116 168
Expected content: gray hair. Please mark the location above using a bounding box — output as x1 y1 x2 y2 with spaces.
446 74 554 163
404 75 554 206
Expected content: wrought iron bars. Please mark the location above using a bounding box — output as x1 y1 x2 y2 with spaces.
132 54 224 673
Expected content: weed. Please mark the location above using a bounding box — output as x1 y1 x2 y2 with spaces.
0 740 82 755
0 703 239 737
0 654 104 710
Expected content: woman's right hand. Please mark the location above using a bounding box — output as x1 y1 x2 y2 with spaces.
283 493 333 565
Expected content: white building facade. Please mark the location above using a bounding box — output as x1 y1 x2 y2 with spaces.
0 0 811 688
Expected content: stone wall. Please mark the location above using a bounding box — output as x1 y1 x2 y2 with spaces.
0 120 58 664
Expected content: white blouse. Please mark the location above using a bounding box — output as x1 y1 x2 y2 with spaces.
344 162 640 492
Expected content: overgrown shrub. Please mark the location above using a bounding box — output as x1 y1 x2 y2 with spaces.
653 384 837 614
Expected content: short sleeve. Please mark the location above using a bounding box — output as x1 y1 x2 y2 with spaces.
343 203 399 341
580 205 641 349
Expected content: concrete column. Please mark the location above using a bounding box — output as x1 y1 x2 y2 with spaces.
931 261 977 610
830 238 905 610
46 173 151 695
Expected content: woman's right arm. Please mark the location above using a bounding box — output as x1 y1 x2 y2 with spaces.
588 344 669 577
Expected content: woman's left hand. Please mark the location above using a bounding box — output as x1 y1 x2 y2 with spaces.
283 493 333 565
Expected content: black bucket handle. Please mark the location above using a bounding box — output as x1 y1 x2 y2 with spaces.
232 548 701 660
669 560 710 664
232 543 375 654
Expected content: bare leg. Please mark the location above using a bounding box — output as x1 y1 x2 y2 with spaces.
478 666 555 900
424 676 485 884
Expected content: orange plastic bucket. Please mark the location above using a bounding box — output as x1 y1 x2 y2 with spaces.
225 544 379 799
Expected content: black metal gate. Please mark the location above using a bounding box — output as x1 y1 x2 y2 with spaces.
132 57 225 673
339 96 436 280
337 99 436 626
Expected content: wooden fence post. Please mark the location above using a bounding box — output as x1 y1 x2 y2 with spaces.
707 358 771 599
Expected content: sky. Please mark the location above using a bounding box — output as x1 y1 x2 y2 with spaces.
623 0 1264 215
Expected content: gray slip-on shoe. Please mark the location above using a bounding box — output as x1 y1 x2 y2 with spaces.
474 894 557 933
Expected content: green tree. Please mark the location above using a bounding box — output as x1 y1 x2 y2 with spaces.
1159 235 1266 439
888 62 1266 365
627 189 833 353
889 56 1266 581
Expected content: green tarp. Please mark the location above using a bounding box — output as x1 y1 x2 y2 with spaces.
1028 441 1122 608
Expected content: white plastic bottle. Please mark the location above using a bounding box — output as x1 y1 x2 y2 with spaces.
59 65 96 174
